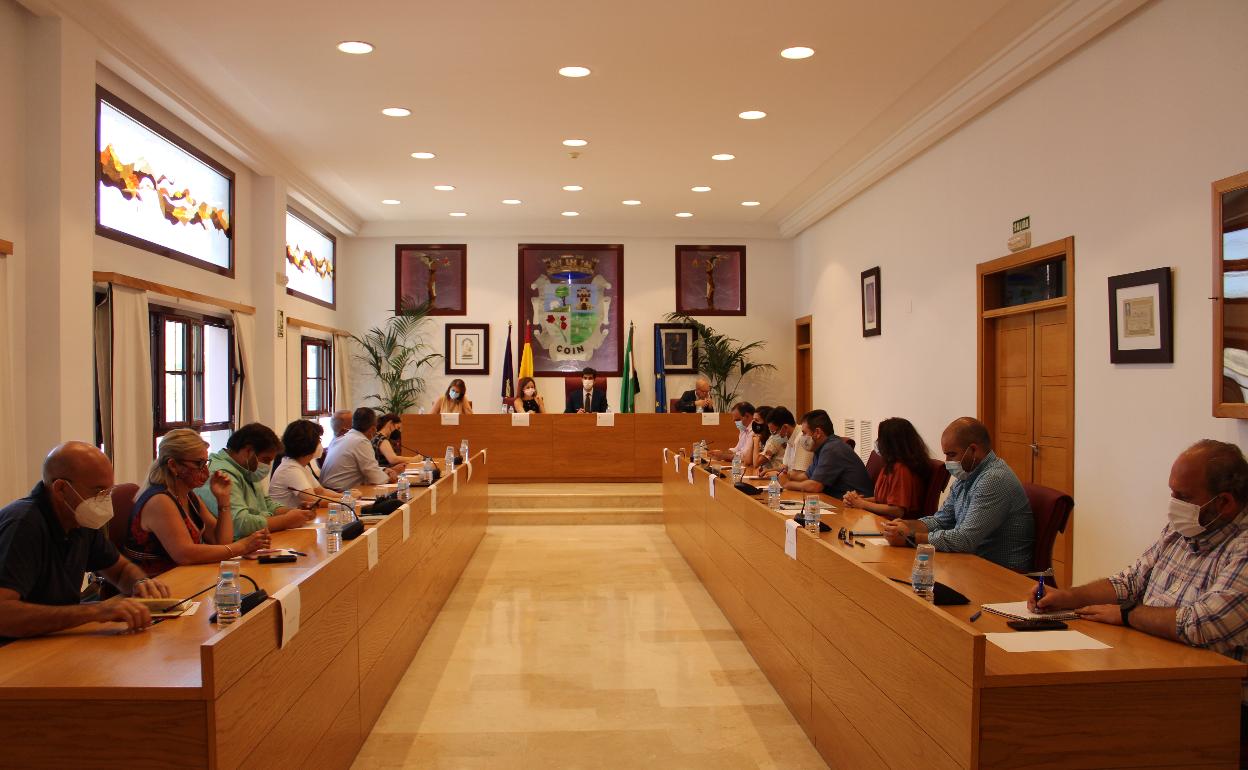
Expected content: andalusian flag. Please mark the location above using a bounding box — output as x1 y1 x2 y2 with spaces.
500 322 515 409
620 323 638 413
518 322 534 380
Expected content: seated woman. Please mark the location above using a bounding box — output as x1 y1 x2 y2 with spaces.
513 376 545 414
758 406 796 474
431 379 473 414
843 417 930 519
372 413 424 468
745 405 772 468
124 429 269 576
271 419 342 508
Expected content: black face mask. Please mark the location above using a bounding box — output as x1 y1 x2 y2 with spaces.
391 429 402 444
752 422 765 435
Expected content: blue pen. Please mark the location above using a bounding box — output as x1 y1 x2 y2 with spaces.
1034 577 1046 605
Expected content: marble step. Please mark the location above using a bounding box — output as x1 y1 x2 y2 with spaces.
489 482 660 511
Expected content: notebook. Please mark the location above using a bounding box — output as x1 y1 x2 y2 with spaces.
981 601 1079 622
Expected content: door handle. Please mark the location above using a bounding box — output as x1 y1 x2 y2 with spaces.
1029 444 1039 456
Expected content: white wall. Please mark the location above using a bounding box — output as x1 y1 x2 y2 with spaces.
0 0 28 499
340 236 794 416
793 0 1248 584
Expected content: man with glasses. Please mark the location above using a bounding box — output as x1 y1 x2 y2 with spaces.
0 442 170 638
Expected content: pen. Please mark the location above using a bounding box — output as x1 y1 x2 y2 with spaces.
1034 577 1046 605
854 540 866 547
969 611 982 623
289 551 307 557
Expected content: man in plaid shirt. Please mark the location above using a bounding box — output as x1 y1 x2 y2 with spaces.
1033 439 1248 703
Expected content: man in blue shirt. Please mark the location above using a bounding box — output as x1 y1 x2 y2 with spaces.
882 417 1033 571
780 409 872 499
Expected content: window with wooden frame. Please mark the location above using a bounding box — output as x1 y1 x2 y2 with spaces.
301 336 333 417
150 307 234 451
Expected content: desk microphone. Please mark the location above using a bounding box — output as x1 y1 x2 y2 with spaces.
299 491 366 540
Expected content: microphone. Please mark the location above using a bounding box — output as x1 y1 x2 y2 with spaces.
299 491 367 540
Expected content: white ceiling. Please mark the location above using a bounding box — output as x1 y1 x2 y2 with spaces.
67 0 1105 237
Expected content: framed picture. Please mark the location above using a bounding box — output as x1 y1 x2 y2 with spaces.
861 266 881 337
518 243 624 376
395 244 467 315
655 323 698 374
1109 267 1173 364
445 323 489 375
96 86 235 276
676 245 746 315
285 210 336 309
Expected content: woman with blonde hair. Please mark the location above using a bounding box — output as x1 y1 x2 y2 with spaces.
431 378 473 414
123 429 269 576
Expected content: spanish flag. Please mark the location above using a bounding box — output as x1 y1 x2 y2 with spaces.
518 322 534 381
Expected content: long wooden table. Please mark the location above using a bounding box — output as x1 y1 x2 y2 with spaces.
0 452 489 769
401 412 740 482
662 453 1245 770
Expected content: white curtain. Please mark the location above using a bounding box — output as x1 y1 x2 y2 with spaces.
93 290 113 461
110 286 154 484
0 257 17 500
333 333 353 411
232 310 260 427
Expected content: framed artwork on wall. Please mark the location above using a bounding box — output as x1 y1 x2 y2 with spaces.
675 245 746 315
284 210 335 308
1108 267 1172 364
444 323 489 376
655 323 698 374
518 243 624 376
395 244 467 315
861 266 881 337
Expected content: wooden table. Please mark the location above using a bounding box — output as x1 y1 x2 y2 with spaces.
663 454 1245 770
0 453 489 770
401 412 740 482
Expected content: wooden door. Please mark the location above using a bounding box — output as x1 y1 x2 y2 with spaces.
795 316 812 417
994 313 1035 483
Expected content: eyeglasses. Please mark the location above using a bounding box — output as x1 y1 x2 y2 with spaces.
54 479 114 503
177 459 210 470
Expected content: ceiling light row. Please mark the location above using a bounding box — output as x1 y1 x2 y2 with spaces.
382 199 761 208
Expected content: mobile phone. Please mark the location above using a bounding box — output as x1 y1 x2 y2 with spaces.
1006 619 1068 632
259 554 297 564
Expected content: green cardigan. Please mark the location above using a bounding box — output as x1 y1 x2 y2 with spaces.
195 449 284 539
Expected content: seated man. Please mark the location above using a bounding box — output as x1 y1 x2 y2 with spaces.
320 407 401 491
881 417 1033 571
327 409 352 447
1032 440 1248 695
565 367 609 413
709 402 757 461
0 442 170 637
195 423 316 538
676 376 715 413
780 409 872 499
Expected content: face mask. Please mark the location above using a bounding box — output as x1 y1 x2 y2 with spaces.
945 447 974 482
524 388 536 397
63 484 114 529
773 434 787 446
391 429 402 443
449 389 461 400
251 462 271 482
313 444 324 461
583 381 594 391
752 422 765 435
1168 496 1217 538
799 434 814 451
734 420 746 432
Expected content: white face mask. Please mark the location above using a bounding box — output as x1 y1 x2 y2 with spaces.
63 484 114 529
449 388 461 400
1168 496 1216 538
524 388 536 397
799 433 814 451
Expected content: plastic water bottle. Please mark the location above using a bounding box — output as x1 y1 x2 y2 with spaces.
803 495 822 534
767 476 782 509
912 544 936 602
214 560 242 625
327 504 343 553
423 456 435 483
396 475 411 502
340 489 355 517
731 452 743 484
445 445 455 469
691 442 701 464
460 439 469 461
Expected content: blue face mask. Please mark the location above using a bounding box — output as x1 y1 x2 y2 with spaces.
734 420 746 432
945 448 974 481
449 389 461 400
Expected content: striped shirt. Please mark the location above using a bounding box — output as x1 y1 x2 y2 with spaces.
919 452 1034 571
1109 508 1248 701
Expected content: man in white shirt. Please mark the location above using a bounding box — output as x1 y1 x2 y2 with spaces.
319 408 398 491
708 402 755 461
326 410 352 448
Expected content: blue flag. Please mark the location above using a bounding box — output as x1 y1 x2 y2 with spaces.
500 323 515 410
653 324 668 412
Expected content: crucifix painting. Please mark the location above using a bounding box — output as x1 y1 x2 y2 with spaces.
394 244 467 315
675 245 746 315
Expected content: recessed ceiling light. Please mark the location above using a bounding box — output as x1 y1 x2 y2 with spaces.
381 199 401 205
738 110 766 120
502 199 522 205
780 46 815 59
410 151 436 159
382 107 411 117
711 153 735 161
691 186 711 193
433 185 455 191
562 138 589 147
337 41 374 55
562 185 583 192
621 200 641 206
741 200 761 207
675 212 693 218
558 66 591 78
449 212 468 217
561 211 580 217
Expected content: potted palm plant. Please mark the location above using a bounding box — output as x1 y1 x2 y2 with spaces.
352 300 442 414
665 312 776 411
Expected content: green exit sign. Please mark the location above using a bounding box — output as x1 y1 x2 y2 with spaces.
1012 216 1031 233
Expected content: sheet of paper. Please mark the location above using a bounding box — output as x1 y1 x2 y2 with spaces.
687 463 695 484
674 456 681 474
701 412 720 426
858 537 890 546
511 412 530 427
180 601 200 617
986 631 1110 653
272 584 301 649
982 602 1079 621
663 448 670 464
482 447 487 464
784 519 799 560
365 527 379 570
708 474 716 498
467 461 473 482
596 412 615 427
402 504 411 541
440 413 459 426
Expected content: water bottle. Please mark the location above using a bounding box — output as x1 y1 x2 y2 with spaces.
803 494 822 534
340 489 355 517
691 442 701 464
214 560 242 625
460 439 469 461
445 445 455 469
767 476 782 509
731 451 743 484
326 505 343 553
912 544 936 602
423 456 435 484
396 474 411 502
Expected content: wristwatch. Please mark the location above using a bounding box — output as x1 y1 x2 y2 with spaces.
1120 600 1138 628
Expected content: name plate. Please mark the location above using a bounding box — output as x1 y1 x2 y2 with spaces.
440 413 459 426
511 412 530 427
701 412 720 426
596 412 614 427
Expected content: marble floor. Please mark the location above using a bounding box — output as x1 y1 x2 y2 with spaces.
353 524 826 769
